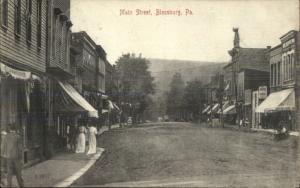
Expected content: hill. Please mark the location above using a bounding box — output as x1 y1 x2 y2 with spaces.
148 58 227 98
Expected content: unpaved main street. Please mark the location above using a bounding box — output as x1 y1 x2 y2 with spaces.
72 122 300 187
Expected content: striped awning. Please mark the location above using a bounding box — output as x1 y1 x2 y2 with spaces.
255 88 295 113
56 81 98 118
202 105 211 114
223 105 236 115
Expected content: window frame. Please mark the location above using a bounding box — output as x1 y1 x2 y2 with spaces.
26 0 33 44
291 53 294 80
277 61 281 85
1 0 8 29
36 0 42 49
14 0 22 37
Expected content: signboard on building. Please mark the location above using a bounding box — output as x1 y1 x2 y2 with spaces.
258 86 268 99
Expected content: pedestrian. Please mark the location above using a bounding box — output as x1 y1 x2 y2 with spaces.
5 124 24 187
86 124 98 155
68 125 77 152
75 124 87 153
1 129 8 186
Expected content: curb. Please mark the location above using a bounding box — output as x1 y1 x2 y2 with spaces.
53 125 119 187
54 148 105 187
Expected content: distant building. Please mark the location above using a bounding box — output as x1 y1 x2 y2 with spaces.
223 28 270 125
71 31 106 128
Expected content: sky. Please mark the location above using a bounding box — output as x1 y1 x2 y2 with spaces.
71 0 299 64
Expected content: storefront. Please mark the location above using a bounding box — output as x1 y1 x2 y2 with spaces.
223 104 237 124
49 81 99 151
0 63 47 164
256 88 295 131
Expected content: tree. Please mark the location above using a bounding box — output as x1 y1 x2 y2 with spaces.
182 79 205 121
115 53 155 123
166 72 185 121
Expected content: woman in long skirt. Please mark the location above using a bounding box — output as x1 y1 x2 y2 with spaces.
75 126 86 153
86 125 97 155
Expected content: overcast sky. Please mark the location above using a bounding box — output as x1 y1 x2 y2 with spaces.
71 0 299 64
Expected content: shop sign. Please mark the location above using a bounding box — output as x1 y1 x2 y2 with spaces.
258 86 268 99
0 63 31 80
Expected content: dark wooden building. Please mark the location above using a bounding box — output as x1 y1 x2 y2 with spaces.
0 0 48 165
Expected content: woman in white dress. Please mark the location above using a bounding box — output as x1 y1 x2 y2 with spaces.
75 126 86 153
86 125 98 155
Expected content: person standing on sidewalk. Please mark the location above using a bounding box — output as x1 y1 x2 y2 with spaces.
1 129 8 186
76 125 87 153
68 125 77 152
86 124 98 155
5 124 24 187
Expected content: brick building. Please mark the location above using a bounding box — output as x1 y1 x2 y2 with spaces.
256 30 299 131
223 28 270 125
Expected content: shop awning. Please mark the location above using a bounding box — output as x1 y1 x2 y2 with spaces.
223 105 236 115
108 100 114 110
113 103 120 111
0 63 31 80
102 109 109 114
101 94 109 99
255 88 295 113
212 103 220 111
217 101 230 114
202 105 211 114
224 83 230 91
58 81 98 118
208 103 220 114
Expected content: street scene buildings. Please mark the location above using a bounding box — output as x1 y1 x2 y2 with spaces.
0 0 300 187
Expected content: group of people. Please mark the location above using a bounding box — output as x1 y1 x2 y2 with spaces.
68 124 98 155
0 123 99 187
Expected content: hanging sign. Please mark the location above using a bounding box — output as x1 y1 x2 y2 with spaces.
258 86 268 99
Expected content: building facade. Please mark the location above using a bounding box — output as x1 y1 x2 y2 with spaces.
256 30 299 131
223 28 270 125
71 32 105 129
0 0 48 164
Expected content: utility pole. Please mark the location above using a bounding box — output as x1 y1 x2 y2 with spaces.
232 62 239 128
210 88 213 127
218 74 225 128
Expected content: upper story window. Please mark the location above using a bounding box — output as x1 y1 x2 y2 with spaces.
52 13 58 57
26 0 32 43
60 22 65 62
14 0 22 37
283 38 295 48
291 53 294 79
283 56 287 81
1 0 8 28
288 54 291 80
270 64 274 86
277 62 281 85
36 0 42 48
274 63 277 86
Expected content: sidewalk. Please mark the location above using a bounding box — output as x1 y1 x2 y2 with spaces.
8 124 119 187
222 123 299 137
